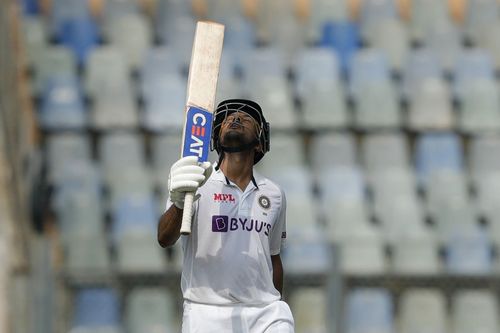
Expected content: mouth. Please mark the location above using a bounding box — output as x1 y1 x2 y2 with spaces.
229 122 243 129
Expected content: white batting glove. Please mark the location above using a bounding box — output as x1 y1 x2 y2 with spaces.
168 156 212 209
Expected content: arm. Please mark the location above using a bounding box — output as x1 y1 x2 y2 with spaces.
157 205 183 248
271 254 284 296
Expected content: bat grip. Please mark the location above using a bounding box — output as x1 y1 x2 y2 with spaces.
180 191 195 235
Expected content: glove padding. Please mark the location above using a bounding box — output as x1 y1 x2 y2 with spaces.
168 156 212 209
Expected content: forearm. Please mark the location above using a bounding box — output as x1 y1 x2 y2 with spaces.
271 254 284 296
157 205 183 247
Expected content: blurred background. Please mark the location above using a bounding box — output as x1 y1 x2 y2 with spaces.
1 0 500 332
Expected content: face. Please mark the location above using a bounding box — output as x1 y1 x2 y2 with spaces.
219 111 261 151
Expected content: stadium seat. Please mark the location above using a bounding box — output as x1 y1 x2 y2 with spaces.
423 20 463 72
300 79 349 130
476 22 500 70
84 46 131 98
370 168 416 203
354 79 400 129
116 229 166 273
424 170 470 219
34 46 77 96
469 135 500 180
399 289 448 333
344 288 393 333
22 0 39 15
392 229 441 274
319 21 360 74
289 287 329 333
257 133 304 174
21 16 47 69
141 74 187 131
307 0 350 42
59 16 99 66
453 49 495 98
319 166 365 203
64 232 111 275
310 132 357 172
325 200 371 243
401 48 442 100
102 0 140 38
140 47 183 88
446 223 492 275
99 132 145 172
50 0 92 39
56 191 104 245
410 0 451 42
361 132 410 176
247 77 297 130
374 195 426 245
407 78 454 131
125 287 178 332
458 79 500 133
452 290 500 333
295 48 340 97
367 18 410 72
154 0 193 42
159 15 197 64
464 0 499 43
282 226 332 275
108 14 152 70
414 132 463 185
107 169 155 213
39 75 86 130
359 0 398 42
349 49 390 98
242 47 287 89
218 16 256 71
475 172 500 233
266 166 317 230
339 224 387 275
71 288 120 330
45 133 93 183
112 193 157 238
152 134 183 186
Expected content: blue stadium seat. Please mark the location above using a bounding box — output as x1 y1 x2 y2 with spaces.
39 75 86 130
415 133 463 185
112 194 158 242
22 0 39 15
140 47 182 88
59 16 99 66
319 21 360 74
345 288 394 333
50 0 91 39
72 288 121 329
446 224 493 275
320 167 365 203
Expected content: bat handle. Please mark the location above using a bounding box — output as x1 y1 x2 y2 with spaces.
180 191 195 235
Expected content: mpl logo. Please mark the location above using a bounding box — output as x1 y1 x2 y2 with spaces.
213 193 236 203
182 106 213 162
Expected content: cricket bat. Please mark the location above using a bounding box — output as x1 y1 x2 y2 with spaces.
180 21 225 235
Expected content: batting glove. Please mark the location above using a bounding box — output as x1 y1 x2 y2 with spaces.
168 156 212 209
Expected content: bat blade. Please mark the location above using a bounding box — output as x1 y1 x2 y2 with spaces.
180 21 224 235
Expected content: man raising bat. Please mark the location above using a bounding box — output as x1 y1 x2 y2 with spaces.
158 99 295 332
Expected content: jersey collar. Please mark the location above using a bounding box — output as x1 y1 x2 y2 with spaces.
212 163 267 188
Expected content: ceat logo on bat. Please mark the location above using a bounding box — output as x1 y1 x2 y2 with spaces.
183 106 213 162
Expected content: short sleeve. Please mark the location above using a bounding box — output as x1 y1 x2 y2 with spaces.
270 189 286 255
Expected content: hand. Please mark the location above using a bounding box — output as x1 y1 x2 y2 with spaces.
168 156 212 209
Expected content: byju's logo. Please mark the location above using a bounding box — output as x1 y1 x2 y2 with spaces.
212 215 229 232
211 215 271 236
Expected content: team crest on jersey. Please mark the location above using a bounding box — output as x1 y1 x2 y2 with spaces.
258 195 271 209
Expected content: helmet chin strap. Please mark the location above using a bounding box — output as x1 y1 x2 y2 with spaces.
215 138 259 171
219 138 259 153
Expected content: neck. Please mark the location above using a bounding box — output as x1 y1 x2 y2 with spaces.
219 151 254 191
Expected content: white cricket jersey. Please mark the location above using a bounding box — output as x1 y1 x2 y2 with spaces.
166 166 287 306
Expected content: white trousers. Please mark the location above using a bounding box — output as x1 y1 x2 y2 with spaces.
182 300 295 333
